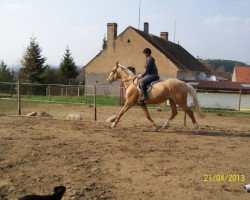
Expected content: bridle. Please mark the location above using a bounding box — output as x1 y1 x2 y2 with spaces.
107 67 118 83
107 65 140 89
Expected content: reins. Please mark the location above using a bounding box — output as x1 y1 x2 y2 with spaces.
121 75 139 89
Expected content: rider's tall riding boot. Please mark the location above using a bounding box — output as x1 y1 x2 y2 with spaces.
139 89 147 102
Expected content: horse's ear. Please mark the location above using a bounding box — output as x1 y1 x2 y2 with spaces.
116 61 119 69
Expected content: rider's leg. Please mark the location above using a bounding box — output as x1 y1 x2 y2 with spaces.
139 78 148 101
139 74 157 101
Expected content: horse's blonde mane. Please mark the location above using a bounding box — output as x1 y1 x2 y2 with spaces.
118 64 135 76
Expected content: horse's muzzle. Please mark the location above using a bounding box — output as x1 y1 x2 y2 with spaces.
107 78 113 84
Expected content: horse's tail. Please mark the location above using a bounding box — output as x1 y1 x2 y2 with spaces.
186 83 205 118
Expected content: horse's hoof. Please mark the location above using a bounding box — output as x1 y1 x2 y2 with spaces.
157 127 164 132
111 122 116 128
162 120 171 129
194 122 199 129
164 125 170 129
154 126 161 132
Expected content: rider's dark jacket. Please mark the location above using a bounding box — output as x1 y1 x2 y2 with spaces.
141 57 158 77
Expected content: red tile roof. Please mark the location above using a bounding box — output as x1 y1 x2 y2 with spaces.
234 66 250 82
187 80 250 91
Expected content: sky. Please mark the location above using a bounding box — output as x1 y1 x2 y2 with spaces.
0 0 250 67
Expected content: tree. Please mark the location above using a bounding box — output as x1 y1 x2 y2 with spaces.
20 36 47 83
43 65 65 84
199 59 248 73
0 60 14 82
102 34 107 50
59 46 79 84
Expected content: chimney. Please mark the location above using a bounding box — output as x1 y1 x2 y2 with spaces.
107 23 117 46
160 32 168 41
144 22 149 34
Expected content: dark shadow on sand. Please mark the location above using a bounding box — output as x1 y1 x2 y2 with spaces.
171 129 250 138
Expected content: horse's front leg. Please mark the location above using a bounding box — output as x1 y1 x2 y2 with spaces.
111 103 132 128
140 103 158 131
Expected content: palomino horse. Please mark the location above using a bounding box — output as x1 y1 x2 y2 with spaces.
107 62 204 130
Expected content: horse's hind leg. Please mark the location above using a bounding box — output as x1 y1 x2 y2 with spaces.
161 99 178 129
140 103 158 130
181 105 199 129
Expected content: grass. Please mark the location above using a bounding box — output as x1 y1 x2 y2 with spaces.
17 94 121 106
1 96 250 115
0 99 17 113
0 98 45 113
202 107 250 115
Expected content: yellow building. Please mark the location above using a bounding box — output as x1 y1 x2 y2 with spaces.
84 22 209 87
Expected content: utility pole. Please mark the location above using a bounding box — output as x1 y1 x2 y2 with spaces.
138 0 142 29
174 19 176 43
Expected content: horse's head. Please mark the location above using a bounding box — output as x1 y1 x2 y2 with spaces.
107 62 121 84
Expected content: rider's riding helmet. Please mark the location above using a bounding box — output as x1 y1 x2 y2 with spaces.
142 48 151 54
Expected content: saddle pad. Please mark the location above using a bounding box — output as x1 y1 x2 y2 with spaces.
138 79 160 92
146 80 160 92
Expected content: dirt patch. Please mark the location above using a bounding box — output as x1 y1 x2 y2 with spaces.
0 104 250 199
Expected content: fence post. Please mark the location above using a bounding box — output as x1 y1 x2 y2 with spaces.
85 85 87 103
77 87 80 97
184 112 187 126
238 89 242 111
120 83 124 106
17 80 21 115
94 85 97 121
48 84 51 102
11 82 14 97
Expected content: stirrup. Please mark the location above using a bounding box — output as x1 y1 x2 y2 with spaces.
139 95 147 102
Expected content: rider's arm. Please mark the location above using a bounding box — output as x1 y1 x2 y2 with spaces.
141 58 154 77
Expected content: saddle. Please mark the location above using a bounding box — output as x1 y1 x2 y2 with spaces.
138 76 160 93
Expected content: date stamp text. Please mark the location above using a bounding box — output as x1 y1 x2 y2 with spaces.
203 174 245 182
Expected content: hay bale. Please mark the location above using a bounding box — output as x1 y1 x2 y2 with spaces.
38 112 53 118
106 115 117 122
26 112 37 117
66 113 83 120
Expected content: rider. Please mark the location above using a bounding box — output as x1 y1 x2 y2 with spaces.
139 48 159 102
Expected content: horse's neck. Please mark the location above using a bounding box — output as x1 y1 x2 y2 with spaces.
119 70 134 88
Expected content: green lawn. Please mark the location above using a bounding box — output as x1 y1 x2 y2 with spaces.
202 107 250 115
20 94 121 106
0 99 17 113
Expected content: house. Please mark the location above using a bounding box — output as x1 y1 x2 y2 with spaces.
211 71 232 81
186 80 250 110
84 22 209 88
232 66 250 82
77 68 85 85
